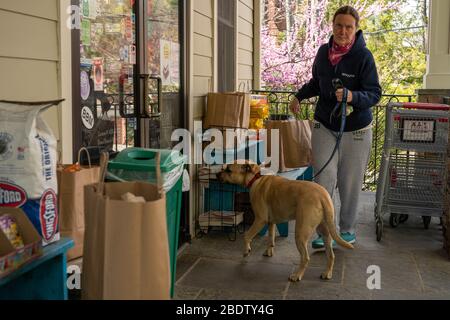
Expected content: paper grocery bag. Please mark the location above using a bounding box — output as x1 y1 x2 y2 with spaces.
82 153 170 300
266 120 312 171
204 92 250 129
57 148 100 261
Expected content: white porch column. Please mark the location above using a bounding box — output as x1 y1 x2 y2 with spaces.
423 0 450 89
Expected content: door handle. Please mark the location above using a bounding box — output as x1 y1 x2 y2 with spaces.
139 74 162 118
148 75 162 118
118 74 135 118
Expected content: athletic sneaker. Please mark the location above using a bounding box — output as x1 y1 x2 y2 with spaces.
311 236 335 249
340 232 356 244
311 232 356 249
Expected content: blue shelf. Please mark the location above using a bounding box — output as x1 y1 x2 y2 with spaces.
0 238 74 300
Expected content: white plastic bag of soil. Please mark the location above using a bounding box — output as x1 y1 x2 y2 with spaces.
0 100 62 246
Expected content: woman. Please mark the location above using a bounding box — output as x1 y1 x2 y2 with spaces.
290 5 381 249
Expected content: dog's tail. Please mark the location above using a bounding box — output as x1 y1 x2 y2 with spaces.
322 195 354 250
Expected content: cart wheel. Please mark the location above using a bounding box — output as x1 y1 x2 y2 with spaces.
376 220 383 242
399 214 409 224
389 213 400 228
422 216 431 229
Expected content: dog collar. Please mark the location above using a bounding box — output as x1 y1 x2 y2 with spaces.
246 172 261 189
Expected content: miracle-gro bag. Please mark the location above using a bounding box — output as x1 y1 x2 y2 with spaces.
0 100 63 246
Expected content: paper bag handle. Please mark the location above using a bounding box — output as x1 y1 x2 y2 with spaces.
97 151 109 195
78 147 92 168
238 81 246 92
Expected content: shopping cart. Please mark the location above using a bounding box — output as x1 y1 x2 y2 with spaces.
375 102 449 241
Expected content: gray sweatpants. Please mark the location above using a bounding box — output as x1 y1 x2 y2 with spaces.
311 121 372 234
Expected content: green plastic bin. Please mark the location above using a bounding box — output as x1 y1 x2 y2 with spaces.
107 148 185 298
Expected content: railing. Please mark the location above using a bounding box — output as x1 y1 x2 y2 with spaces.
252 90 415 191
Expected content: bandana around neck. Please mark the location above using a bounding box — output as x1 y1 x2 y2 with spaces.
328 37 355 66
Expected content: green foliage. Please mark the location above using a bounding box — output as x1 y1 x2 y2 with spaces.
363 1 427 96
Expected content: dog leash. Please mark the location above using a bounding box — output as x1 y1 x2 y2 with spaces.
312 79 348 179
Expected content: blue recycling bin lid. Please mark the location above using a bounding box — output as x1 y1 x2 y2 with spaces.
108 147 186 173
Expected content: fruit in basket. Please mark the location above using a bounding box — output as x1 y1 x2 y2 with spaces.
0 215 25 249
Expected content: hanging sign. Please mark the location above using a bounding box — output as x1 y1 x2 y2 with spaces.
93 58 104 91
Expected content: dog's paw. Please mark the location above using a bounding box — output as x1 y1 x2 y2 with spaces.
320 272 332 280
289 274 301 282
263 248 273 257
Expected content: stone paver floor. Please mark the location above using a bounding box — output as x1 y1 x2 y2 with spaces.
174 192 450 300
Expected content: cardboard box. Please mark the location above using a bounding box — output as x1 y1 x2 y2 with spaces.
204 92 250 129
0 208 43 278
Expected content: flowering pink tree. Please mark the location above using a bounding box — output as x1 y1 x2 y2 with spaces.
261 0 399 90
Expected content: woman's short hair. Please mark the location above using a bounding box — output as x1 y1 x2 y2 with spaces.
333 5 360 27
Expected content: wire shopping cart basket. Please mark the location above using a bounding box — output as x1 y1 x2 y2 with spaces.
374 102 449 241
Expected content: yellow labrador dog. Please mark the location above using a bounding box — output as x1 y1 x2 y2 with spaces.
217 162 353 282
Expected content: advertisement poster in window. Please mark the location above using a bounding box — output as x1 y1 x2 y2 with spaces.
129 45 136 65
89 0 97 19
93 58 104 91
82 0 89 17
80 70 91 101
160 40 171 86
81 20 91 46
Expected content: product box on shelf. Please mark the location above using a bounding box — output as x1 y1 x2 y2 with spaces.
0 207 43 279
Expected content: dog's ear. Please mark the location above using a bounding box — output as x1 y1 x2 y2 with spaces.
244 163 260 174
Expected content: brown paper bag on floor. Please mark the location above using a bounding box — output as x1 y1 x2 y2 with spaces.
82 152 170 300
57 148 100 261
266 120 312 172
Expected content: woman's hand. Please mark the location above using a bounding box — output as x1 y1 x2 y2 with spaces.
335 88 353 103
289 97 301 114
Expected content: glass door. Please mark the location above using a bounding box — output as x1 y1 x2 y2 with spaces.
73 0 189 244
144 0 183 149
77 0 137 153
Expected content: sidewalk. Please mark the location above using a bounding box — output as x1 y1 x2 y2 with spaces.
174 192 450 300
